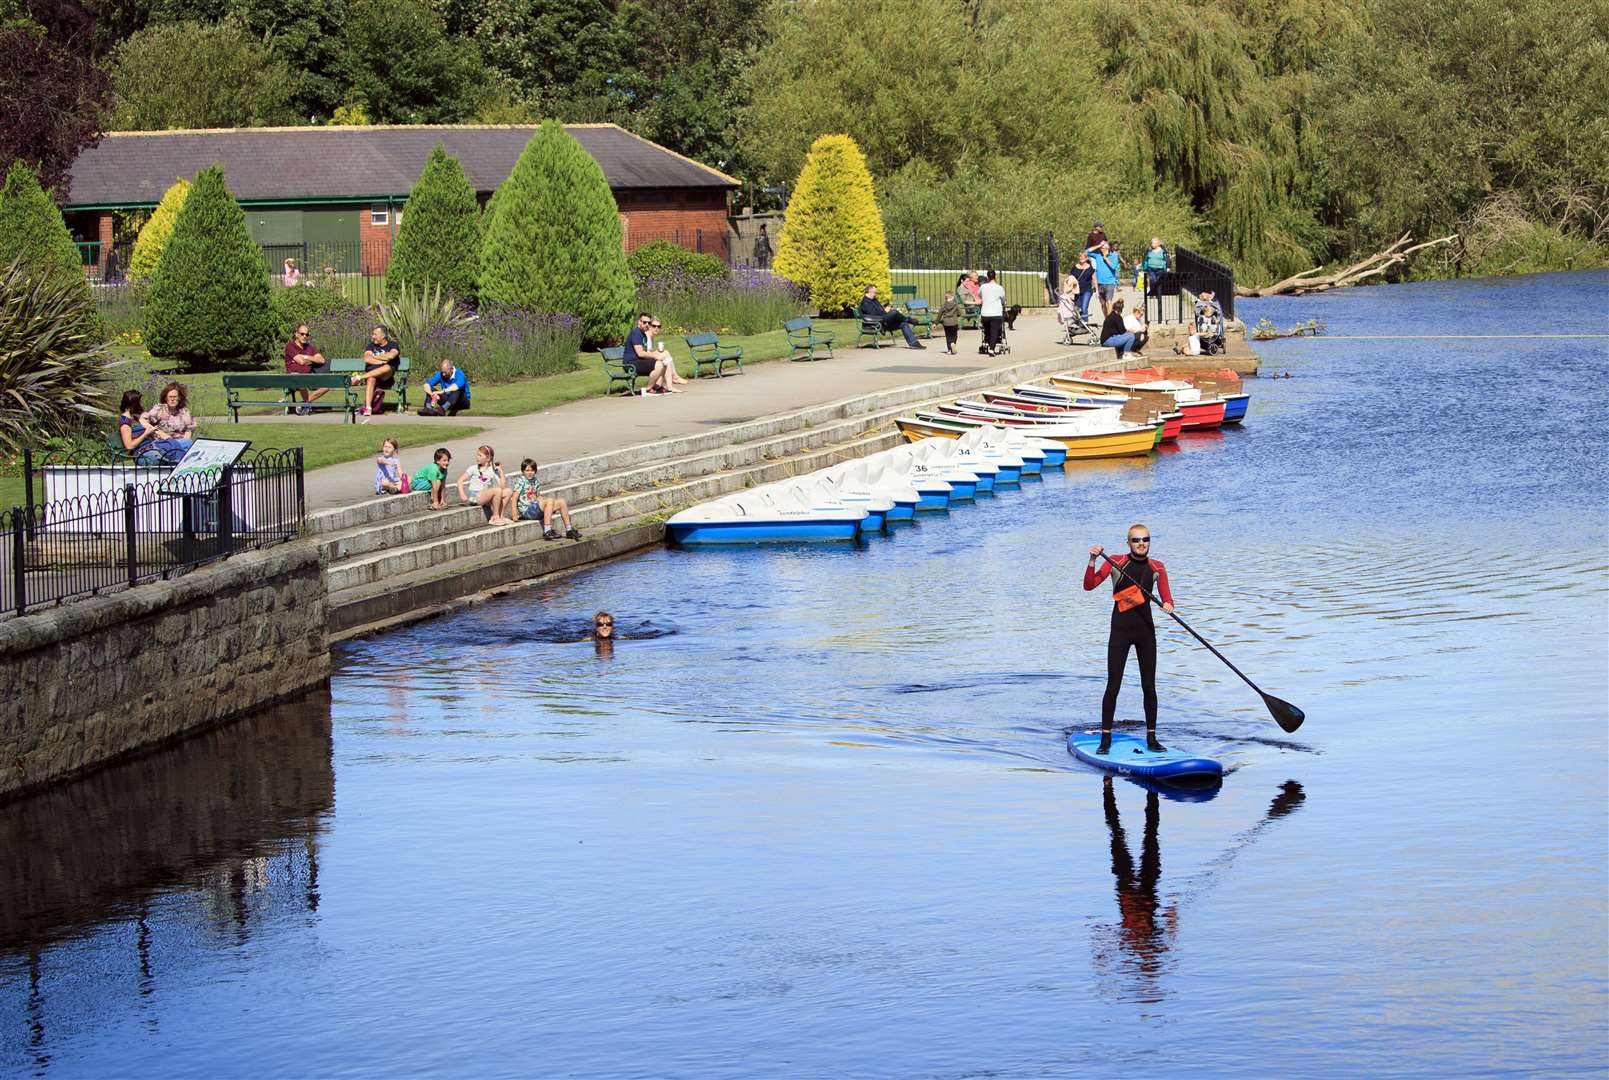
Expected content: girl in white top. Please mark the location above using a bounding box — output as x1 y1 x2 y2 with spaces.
646 317 687 389
457 444 515 525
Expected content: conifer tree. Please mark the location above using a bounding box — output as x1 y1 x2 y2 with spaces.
128 177 190 280
145 164 275 368
773 134 890 314
479 121 635 345
386 144 480 302
0 160 99 334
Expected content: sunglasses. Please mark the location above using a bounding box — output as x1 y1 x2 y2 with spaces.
1128 536 1151 543
596 621 614 628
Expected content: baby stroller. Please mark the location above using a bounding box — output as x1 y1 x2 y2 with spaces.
1053 284 1096 346
1193 299 1226 355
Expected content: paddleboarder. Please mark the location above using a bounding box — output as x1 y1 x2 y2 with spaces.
1086 525 1174 754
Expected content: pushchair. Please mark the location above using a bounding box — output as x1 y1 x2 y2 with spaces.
1193 299 1226 356
1053 285 1096 346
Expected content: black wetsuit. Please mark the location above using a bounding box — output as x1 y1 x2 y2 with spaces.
1084 554 1173 741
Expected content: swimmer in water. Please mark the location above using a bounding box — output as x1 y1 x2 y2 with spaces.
592 611 614 657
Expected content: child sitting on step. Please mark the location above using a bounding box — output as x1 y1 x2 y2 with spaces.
511 458 580 540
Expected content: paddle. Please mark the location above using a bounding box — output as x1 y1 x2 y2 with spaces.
1100 552 1306 733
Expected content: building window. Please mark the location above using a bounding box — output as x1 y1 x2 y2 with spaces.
370 207 388 226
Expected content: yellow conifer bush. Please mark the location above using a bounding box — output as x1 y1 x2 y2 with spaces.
773 134 890 314
128 178 189 279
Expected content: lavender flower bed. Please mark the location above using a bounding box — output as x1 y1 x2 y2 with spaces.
416 306 582 384
305 304 375 360
636 269 807 336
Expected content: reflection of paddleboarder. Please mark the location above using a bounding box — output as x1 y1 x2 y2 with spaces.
1103 776 1177 981
1086 524 1173 754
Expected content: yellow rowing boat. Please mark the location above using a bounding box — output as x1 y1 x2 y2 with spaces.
895 415 1159 458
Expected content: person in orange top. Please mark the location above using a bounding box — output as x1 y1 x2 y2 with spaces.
1085 523 1174 754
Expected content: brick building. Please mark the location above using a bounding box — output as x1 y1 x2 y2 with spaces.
62 124 739 275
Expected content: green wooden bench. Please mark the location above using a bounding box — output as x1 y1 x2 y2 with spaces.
223 373 360 422
602 346 638 394
856 309 900 348
904 298 935 339
891 284 918 305
329 356 411 409
960 301 982 330
685 332 744 377
784 316 835 361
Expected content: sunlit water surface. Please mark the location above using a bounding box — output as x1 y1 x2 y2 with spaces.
3 271 1607 1077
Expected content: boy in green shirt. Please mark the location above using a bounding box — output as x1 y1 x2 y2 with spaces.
412 447 452 510
510 458 580 540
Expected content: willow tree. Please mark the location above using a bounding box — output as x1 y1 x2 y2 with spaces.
773 134 890 314
1094 1 1341 281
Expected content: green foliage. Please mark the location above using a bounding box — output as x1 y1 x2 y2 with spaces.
479 121 636 346
636 269 807 335
128 178 189 280
0 259 125 456
773 134 890 315
329 103 370 125
378 281 472 357
110 20 293 129
0 161 98 335
270 283 360 342
627 240 729 284
145 164 276 369
472 0 626 114
386 143 481 302
342 0 491 123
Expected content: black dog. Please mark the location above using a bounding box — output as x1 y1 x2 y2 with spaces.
1003 304 1023 330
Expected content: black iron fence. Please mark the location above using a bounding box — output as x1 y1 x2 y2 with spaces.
1168 246 1237 320
2 448 304 619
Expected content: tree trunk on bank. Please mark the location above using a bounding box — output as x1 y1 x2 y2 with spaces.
1237 233 1457 297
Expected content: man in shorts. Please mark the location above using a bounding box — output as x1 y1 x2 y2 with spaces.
625 312 675 394
283 324 331 413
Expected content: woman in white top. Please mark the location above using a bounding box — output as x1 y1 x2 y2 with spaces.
978 269 1007 355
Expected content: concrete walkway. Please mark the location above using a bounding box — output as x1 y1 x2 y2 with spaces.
295 311 1097 511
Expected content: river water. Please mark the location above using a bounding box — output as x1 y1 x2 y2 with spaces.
3 271 1606 1078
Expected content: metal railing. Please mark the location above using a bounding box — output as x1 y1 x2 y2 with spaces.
3 448 304 619
1170 246 1236 320
886 232 1049 273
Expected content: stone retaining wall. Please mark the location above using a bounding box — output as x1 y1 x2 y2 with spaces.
0 542 329 802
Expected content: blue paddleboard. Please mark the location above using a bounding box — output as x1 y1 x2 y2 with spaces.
1068 731 1223 781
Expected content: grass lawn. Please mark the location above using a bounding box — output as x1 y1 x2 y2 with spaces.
0 420 482 511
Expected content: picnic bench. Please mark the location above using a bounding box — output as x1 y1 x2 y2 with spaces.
223 373 360 422
330 356 411 409
686 332 744 377
784 316 835 361
602 345 638 394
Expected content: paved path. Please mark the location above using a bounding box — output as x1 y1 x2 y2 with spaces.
295 310 1114 511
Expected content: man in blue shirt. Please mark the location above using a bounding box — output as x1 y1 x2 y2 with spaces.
1087 240 1122 318
420 357 470 416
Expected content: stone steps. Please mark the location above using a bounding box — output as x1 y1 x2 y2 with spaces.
321 344 1110 639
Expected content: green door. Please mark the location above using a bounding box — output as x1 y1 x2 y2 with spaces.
303 207 361 273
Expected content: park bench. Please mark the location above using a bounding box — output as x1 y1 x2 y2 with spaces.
685 332 744 378
784 316 834 361
960 301 982 330
602 345 638 394
891 284 917 306
903 298 935 339
223 373 360 422
856 309 901 348
329 356 411 410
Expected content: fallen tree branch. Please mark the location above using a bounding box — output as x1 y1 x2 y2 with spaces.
1239 233 1457 296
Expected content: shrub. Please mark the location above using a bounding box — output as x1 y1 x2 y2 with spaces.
128 177 189 280
416 306 582 384
479 120 635 346
627 240 729 285
0 259 124 456
637 269 807 335
774 134 891 315
271 283 360 343
303 304 375 361
97 281 148 343
386 143 481 302
144 164 276 369
378 281 473 357
0 161 98 334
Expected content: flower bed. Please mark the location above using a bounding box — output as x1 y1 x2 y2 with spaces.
636 269 808 336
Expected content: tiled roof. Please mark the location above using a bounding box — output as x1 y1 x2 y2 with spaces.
64 124 739 208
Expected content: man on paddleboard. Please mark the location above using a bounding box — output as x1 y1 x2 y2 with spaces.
1085 525 1174 754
